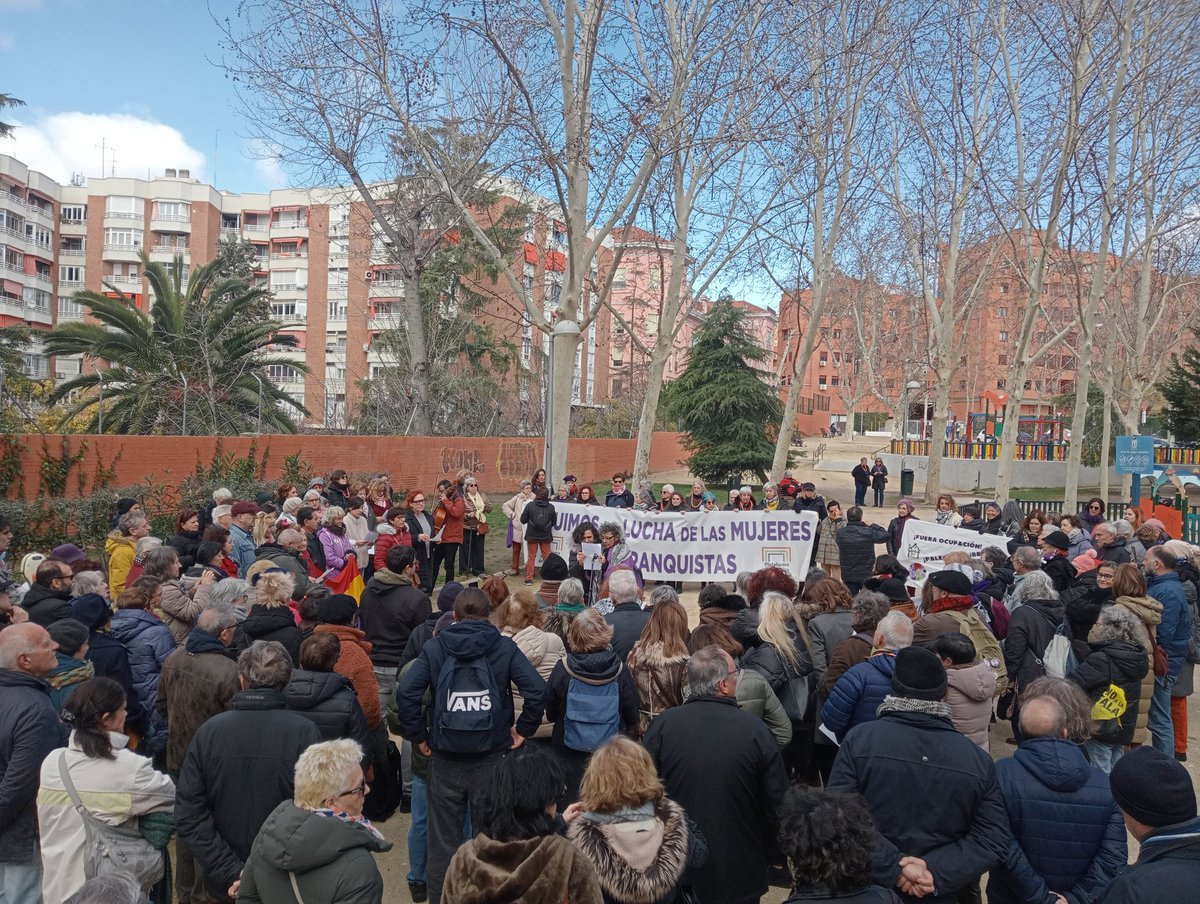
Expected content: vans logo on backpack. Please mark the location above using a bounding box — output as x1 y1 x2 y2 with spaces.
447 690 492 712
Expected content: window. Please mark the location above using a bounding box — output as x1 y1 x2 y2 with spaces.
999 283 1009 294
59 265 84 283
997 379 1006 390
612 267 627 288
268 364 299 382
648 267 661 289
105 196 141 215
832 352 841 366
60 205 86 224
328 301 347 320
104 228 142 248
57 297 83 320
819 354 828 366
646 313 659 335
998 330 1008 342
830 376 840 387
818 376 828 390
1024 380 1032 390
832 328 841 339
27 224 52 248
23 287 50 310
998 306 1008 318
998 353 1008 365
329 268 348 288
959 380 967 390
271 302 297 318
153 201 190 221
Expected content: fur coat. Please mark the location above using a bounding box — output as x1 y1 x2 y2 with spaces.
444 832 603 904
626 643 689 738
568 798 703 904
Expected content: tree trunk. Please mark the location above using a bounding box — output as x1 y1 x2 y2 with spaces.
400 272 434 435
632 342 674 489
1099 324 1117 499
1063 352 1093 512
545 321 579 491
924 365 954 502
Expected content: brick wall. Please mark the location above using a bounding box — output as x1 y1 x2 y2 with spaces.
5 433 688 500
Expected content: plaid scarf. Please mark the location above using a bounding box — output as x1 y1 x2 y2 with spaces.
876 695 952 720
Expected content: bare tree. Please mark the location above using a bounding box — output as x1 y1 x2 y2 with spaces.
769 0 895 476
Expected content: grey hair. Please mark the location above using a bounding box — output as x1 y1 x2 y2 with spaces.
142 546 180 580
238 640 293 691
1092 605 1150 648
1012 546 1043 572
762 482 777 493
211 504 232 522
64 873 142 904
851 590 891 632
968 557 993 579
293 738 364 809
662 484 675 494
735 571 754 601
134 536 162 556
685 645 732 698
1110 519 1133 539
556 578 585 605
282 496 304 515
874 610 914 651
197 605 239 634
739 485 752 494
321 506 346 524
117 510 147 535
608 569 640 604
980 547 1009 569
519 479 532 489
213 487 233 503
277 528 304 547
1014 570 1059 604
598 521 624 542
648 585 678 608
71 571 107 599
208 578 251 611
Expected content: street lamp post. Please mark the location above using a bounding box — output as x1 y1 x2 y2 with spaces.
253 373 264 435
901 380 921 481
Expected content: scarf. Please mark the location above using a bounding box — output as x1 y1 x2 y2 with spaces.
930 594 974 614
48 658 94 689
736 498 756 511
876 695 953 720
311 807 387 844
935 510 956 525
582 801 656 826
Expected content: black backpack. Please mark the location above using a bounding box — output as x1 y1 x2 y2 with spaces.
527 502 555 533
433 650 502 754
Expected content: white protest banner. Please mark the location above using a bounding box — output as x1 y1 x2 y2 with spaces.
896 520 993 573
548 503 819 582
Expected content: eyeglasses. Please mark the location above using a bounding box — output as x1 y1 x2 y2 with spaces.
613 479 625 484
1089 505 1102 510
412 498 425 503
336 777 368 798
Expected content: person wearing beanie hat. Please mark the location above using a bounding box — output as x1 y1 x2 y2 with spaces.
877 577 917 620
68 594 148 735
1101 746 1200 903
1038 529 1078 593
987 693 1128 904
45 617 96 711
792 481 828 523
827 643 1008 903
1072 551 1099 574
314 594 383 730
536 553 569 608
50 543 86 568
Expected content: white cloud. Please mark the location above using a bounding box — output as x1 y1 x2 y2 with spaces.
6 111 206 183
246 138 287 187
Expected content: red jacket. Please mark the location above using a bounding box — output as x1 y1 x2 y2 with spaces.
436 493 466 545
374 523 412 572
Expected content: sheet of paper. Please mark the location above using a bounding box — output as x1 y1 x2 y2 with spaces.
817 723 840 746
582 542 603 571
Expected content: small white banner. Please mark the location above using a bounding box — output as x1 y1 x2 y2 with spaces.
546 503 819 583
896 520 996 573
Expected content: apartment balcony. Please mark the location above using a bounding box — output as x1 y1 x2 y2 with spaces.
150 215 191 234
2 261 25 276
58 219 86 235
104 275 144 289
149 246 190 262
272 284 307 299
59 247 86 258
25 203 54 224
270 221 308 238
270 251 308 261
243 223 269 236
56 307 84 322
369 281 405 297
27 271 52 286
104 211 144 224
220 225 241 236
103 244 144 263
369 311 402 332
1 225 31 252
59 278 84 291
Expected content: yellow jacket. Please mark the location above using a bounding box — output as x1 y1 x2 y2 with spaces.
105 531 136 598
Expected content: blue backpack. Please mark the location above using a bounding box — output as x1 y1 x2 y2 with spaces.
563 666 621 753
434 652 502 755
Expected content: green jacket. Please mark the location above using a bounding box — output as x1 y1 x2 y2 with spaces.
237 800 391 904
734 667 793 748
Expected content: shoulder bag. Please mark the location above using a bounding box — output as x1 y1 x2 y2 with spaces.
56 751 164 890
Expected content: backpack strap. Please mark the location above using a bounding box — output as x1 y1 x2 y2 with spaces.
56 750 94 822
289 872 307 904
565 660 622 685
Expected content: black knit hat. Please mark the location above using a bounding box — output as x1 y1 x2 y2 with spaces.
1109 746 1197 827
540 553 569 582
317 594 358 626
928 570 973 596
436 582 465 612
70 594 111 632
878 578 910 603
1042 529 1071 551
47 618 90 655
891 647 948 701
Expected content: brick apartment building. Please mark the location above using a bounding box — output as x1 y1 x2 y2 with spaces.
776 234 1190 437
0 153 608 429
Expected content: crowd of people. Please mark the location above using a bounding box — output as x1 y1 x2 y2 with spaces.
0 463 1198 904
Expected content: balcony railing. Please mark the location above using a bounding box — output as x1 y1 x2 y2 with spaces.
243 224 269 234
59 247 86 257
28 271 51 284
152 212 191 222
220 225 241 234
25 203 54 222
59 279 84 289
103 243 143 253
270 251 307 260
105 275 143 285
104 211 143 222
151 246 190 255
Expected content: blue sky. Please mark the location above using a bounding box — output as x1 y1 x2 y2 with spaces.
1 0 282 193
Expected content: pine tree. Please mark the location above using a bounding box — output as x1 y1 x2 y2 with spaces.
663 297 782 483
1158 329 1200 441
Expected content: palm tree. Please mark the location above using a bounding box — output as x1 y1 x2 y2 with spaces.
44 253 309 434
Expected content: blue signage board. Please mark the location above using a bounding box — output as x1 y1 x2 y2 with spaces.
1115 435 1155 475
